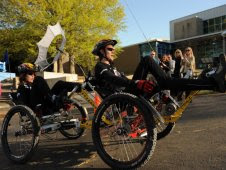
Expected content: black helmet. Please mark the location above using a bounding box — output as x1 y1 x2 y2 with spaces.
92 39 117 56
17 63 39 74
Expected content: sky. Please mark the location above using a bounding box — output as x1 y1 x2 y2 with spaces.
118 0 226 47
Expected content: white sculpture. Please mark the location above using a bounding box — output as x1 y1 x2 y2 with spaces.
35 22 66 71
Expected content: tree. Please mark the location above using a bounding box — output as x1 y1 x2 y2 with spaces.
0 0 125 71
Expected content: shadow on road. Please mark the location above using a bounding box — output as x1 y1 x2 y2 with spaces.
0 134 109 169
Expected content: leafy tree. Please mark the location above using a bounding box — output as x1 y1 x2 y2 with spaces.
0 0 125 72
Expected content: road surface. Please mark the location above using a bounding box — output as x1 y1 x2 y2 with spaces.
0 93 226 169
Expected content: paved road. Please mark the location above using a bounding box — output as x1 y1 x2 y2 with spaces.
0 93 226 169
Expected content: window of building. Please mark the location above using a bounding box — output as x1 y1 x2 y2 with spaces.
215 17 221 24
195 39 223 68
215 24 221 32
203 20 208 34
223 23 226 30
223 16 226 24
209 26 214 33
209 19 214 26
203 15 226 34
139 42 156 58
223 15 226 30
139 41 173 59
215 17 222 31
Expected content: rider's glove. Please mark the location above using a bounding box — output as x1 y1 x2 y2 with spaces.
135 80 155 94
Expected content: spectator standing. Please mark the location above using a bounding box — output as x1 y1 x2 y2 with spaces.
160 54 172 95
173 49 184 78
167 54 175 77
181 47 196 99
147 50 160 81
150 50 160 65
181 47 196 78
160 54 170 73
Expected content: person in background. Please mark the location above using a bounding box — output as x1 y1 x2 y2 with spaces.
181 47 196 79
167 54 175 77
147 50 160 81
150 50 160 65
173 49 184 78
160 54 170 73
180 47 196 99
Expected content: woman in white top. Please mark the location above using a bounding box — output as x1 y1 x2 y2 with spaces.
180 47 196 99
181 47 196 79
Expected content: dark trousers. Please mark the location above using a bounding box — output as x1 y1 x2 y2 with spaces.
31 77 80 111
132 57 216 91
51 80 80 95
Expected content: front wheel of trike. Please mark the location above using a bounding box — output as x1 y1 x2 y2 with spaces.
59 100 87 139
92 93 157 169
1 105 40 164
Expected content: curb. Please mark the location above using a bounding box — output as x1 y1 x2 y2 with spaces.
0 102 11 109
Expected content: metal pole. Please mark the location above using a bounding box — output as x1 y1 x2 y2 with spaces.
222 31 226 54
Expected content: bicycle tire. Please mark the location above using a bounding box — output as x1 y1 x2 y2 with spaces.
92 93 157 169
1 105 40 164
59 100 87 139
157 122 175 140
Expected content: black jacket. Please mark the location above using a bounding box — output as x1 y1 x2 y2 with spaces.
17 76 51 110
94 62 136 97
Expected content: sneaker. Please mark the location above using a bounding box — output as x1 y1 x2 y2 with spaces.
212 54 226 93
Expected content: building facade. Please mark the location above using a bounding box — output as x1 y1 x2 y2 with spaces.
170 4 226 68
115 4 226 74
114 39 173 74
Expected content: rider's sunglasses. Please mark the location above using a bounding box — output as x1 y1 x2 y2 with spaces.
106 48 115 52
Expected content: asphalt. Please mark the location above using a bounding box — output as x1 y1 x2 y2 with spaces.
0 93 226 169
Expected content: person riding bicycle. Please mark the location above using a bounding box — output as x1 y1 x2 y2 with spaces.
93 39 226 97
17 63 81 115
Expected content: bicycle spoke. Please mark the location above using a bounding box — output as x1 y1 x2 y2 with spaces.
6 112 34 157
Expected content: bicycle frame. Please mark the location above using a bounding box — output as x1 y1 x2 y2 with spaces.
163 90 199 123
68 81 112 129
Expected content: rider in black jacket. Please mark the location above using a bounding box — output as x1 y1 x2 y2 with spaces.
17 63 81 115
93 39 226 97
